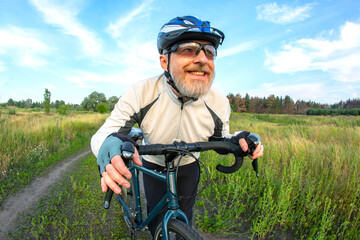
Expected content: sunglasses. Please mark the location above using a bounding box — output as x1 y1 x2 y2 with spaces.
163 42 217 60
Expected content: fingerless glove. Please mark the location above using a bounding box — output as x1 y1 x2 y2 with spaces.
97 136 124 175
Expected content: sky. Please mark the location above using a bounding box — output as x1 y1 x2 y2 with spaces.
0 0 360 105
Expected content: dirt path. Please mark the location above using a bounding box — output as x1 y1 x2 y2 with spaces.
0 149 92 239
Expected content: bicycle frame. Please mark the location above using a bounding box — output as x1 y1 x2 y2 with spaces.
105 127 259 239
119 159 189 239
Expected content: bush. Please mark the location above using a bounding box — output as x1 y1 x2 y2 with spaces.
57 104 69 115
96 103 108 114
8 108 16 115
307 108 360 116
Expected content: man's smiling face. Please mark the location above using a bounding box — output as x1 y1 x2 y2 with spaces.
160 40 215 98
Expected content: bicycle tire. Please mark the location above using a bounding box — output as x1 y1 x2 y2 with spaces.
154 219 203 240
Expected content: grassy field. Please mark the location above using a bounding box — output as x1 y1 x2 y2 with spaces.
2 111 360 239
196 113 360 239
0 109 107 206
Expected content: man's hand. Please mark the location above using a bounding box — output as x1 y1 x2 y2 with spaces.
100 147 142 194
239 138 264 159
97 135 142 194
231 131 264 159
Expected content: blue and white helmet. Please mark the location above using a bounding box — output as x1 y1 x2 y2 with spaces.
157 16 225 54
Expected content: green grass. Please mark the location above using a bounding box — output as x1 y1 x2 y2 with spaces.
195 113 360 239
3 112 360 239
0 111 108 206
7 156 129 240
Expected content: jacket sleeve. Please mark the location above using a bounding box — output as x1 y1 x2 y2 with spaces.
91 86 139 157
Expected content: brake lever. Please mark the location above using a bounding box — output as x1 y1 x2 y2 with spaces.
103 188 114 209
252 158 259 178
246 135 260 178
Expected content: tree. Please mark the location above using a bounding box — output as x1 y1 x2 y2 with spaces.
227 93 237 112
295 100 308 114
282 95 295 114
274 96 282 114
234 94 246 112
54 100 65 109
265 95 276 113
249 97 261 113
57 104 69 115
25 98 32 108
81 91 106 111
245 93 251 111
96 103 108 114
7 98 15 106
107 96 119 112
43 88 51 114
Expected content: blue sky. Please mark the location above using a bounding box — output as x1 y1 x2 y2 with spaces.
1 0 360 104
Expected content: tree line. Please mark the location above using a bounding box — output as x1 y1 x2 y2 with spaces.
227 93 360 115
1 89 119 115
2 89 360 116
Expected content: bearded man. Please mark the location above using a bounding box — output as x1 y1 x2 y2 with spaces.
91 15 263 237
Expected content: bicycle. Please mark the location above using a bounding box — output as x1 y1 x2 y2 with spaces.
103 128 259 240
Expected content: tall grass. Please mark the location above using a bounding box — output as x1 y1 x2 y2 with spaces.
0 110 107 206
196 113 360 239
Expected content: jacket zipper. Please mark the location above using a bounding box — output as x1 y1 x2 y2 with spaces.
176 98 185 138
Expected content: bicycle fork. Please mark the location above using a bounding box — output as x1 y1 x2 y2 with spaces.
129 159 190 239
160 161 189 239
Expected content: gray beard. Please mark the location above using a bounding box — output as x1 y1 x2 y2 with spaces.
172 74 214 98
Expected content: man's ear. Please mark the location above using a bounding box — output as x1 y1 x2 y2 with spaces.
159 54 168 71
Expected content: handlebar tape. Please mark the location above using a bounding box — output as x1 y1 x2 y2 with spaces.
216 155 244 174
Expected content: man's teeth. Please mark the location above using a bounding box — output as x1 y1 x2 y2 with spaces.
190 71 205 76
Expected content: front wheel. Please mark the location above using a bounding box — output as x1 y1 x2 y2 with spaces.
154 219 203 240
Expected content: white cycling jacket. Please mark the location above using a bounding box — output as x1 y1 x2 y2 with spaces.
91 74 231 166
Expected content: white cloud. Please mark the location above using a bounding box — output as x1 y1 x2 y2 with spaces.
256 2 313 24
100 0 160 76
265 21 360 82
0 26 50 68
106 0 153 39
218 41 258 58
30 0 102 57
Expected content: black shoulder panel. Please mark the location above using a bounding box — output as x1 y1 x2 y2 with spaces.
204 102 223 141
117 95 160 135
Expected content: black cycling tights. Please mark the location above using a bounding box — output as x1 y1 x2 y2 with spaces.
142 159 200 237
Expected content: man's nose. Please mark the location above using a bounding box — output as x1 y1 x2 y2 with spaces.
194 48 208 64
